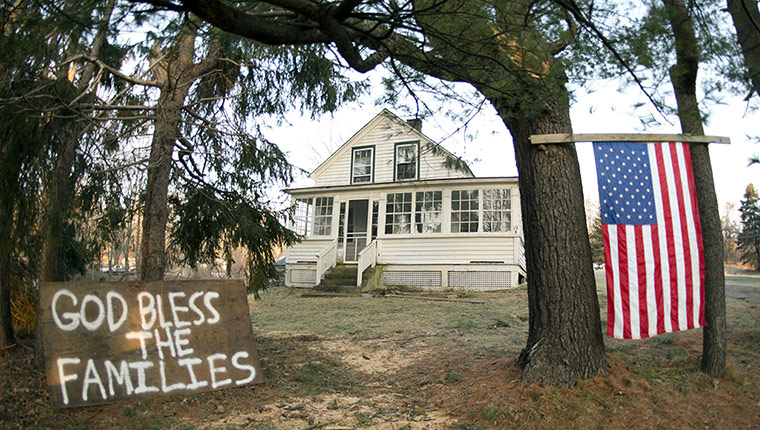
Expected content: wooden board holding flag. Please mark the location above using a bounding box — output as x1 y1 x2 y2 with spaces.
530 133 729 340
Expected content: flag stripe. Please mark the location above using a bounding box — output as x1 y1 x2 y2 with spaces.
675 143 704 327
618 224 631 339
604 225 623 338
654 143 682 331
635 225 648 339
669 142 695 329
649 149 672 333
680 145 706 326
650 225 664 335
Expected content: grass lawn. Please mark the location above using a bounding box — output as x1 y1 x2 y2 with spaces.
2 278 759 429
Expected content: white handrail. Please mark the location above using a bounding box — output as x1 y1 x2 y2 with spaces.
315 239 338 286
356 239 378 286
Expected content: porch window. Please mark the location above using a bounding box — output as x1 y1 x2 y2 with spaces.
371 200 379 240
451 190 479 233
385 192 412 234
293 198 313 235
415 191 442 233
395 142 418 181
312 197 334 236
352 147 373 183
482 189 511 232
338 202 346 243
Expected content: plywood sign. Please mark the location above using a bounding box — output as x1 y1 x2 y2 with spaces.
39 280 262 407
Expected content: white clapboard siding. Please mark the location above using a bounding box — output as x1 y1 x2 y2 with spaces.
285 239 333 263
377 236 517 265
313 113 471 187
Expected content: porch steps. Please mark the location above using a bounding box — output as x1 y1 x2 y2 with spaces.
316 264 375 293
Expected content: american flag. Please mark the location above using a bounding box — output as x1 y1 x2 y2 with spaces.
594 141 705 339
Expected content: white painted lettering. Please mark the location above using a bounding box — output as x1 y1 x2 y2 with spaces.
80 294 106 331
204 292 220 324
51 289 79 331
104 360 134 396
153 327 176 360
173 328 194 357
168 292 190 328
57 357 81 405
137 292 156 330
125 331 153 360
82 358 107 402
231 351 256 385
158 360 186 393
207 353 231 389
155 294 172 328
178 357 208 390
188 291 205 325
129 361 159 394
106 291 127 332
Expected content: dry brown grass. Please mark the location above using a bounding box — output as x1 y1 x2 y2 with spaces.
1 284 759 429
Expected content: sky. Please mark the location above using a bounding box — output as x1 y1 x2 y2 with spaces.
269 74 759 220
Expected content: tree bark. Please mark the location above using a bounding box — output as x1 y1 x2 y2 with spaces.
664 0 726 376
139 22 218 281
38 130 78 282
135 203 142 271
727 0 760 99
140 91 185 281
487 85 607 386
0 204 15 347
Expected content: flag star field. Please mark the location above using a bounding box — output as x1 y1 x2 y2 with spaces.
596 142 656 226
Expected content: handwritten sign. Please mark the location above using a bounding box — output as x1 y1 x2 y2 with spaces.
39 280 262 407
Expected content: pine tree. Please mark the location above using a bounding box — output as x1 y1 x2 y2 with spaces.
738 184 760 270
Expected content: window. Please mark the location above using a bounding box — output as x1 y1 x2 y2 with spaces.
312 197 334 236
395 142 418 181
385 192 412 234
352 147 373 183
371 200 379 240
482 189 511 232
338 202 346 244
293 198 312 235
451 190 479 233
415 191 442 233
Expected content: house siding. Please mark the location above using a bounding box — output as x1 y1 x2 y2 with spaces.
285 239 333 263
377 236 518 265
312 113 471 187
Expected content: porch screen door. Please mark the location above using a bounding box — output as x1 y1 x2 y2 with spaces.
344 199 369 263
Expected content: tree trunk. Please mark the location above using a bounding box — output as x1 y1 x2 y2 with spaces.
139 91 184 281
489 87 607 386
0 197 15 347
138 21 218 281
38 130 78 282
124 223 130 273
135 203 142 271
664 0 726 376
727 0 760 99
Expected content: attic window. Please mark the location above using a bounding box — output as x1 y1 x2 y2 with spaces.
352 146 374 184
395 142 418 181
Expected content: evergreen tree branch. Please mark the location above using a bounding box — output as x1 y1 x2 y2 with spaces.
551 0 671 123
64 54 160 87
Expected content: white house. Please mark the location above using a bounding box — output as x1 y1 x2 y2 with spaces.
284 109 525 290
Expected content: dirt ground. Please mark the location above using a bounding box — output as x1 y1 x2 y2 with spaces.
2 278 760 429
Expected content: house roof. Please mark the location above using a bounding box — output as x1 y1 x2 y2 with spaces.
308 108 475 179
